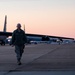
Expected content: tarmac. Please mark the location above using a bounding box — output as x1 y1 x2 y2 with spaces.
0 43 75 75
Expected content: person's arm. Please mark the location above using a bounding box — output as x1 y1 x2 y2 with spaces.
23 31 27 44
11 31 15 45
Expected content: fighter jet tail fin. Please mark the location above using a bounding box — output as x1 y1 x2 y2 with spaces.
3 15 7 32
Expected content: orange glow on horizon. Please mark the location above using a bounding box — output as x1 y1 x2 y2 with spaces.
0 0 75 38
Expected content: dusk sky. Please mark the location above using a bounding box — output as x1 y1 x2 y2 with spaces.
0 0 75 38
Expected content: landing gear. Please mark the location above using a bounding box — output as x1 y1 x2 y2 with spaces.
0 40 5 45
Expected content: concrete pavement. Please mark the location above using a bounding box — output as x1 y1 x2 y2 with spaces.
0 44 75 74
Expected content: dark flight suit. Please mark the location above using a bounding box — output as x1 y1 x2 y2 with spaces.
11 29 27 62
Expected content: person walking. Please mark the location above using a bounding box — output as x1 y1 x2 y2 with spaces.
11 23 27 65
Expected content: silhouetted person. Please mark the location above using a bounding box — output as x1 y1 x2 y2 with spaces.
11 23 27 65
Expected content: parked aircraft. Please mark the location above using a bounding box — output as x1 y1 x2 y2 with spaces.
0 15 7 45
0 15 74 45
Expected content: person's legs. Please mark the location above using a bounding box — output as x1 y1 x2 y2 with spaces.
20 45 24 57
15 45 22 65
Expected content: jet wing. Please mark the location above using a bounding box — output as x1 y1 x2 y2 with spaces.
0 32 74 40
0 32 12 36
